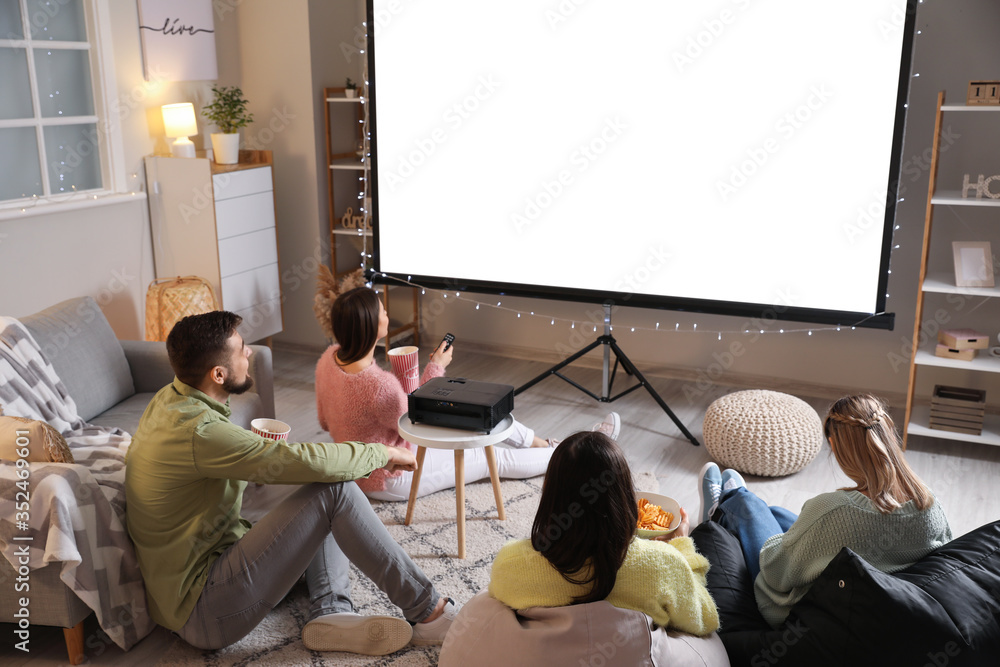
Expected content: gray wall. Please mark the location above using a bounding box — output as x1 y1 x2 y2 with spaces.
414 0 1000 408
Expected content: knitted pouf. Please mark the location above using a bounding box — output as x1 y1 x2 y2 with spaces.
703 390 823 477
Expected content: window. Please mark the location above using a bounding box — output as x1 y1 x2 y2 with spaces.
0 0 118 207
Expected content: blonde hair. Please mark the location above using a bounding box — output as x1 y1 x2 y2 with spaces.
823 395 933 513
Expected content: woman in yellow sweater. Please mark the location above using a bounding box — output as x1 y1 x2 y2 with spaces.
488 431 720 636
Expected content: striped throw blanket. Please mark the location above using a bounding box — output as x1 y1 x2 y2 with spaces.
0 316 154 650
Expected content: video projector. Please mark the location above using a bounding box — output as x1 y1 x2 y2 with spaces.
407 377 514 432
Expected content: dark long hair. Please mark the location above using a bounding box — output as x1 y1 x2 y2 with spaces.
330 287 381 365
530 431 638 603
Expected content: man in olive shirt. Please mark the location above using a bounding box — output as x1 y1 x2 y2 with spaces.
125 311 455 656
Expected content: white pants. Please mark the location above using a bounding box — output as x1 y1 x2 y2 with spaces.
365 419 552 501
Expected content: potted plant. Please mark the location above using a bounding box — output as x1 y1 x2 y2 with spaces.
345 77 358 99
202 84 254 165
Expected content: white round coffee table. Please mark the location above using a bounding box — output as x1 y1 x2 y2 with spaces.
398 413 515 558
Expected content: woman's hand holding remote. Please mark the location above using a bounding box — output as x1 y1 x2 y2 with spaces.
429 340 453 369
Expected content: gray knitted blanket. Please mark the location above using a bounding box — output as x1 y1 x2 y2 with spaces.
0 316 154 650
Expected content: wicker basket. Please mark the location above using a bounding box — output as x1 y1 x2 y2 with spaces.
144 276 218 342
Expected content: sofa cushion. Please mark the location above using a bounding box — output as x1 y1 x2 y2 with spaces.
0 415 73 462
90 392 263 435
21 297 134 423
694 519 1000 666
88 393 157 436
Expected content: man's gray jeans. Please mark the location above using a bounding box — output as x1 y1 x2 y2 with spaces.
177 481 440 649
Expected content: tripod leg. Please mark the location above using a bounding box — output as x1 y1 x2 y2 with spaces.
515 338 604 395
610 341 701 446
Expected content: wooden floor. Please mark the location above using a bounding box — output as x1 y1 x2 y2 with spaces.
5 343 1000 665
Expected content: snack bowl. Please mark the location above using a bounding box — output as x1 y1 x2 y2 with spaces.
635 491 682 538
251 418 291 441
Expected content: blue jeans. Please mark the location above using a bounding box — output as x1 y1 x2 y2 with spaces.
177 481 440 649
713 487 798 580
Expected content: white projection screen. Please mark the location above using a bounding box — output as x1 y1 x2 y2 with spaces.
369 0 917 329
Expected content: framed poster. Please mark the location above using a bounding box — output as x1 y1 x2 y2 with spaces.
138 0 218 82
953 242 995 288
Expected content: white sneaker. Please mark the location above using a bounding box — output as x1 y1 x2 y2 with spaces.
302 612 412 655
410 598 458 646
591 412 621 440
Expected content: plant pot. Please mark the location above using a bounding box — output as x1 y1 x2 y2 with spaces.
211 132 241 165
345 89 356 99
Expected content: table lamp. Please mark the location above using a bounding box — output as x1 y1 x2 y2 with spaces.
162 102 198 158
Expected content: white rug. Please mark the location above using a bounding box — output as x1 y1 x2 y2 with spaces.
157 472 658 667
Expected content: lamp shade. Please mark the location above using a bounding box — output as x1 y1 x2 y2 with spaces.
162 103 198 139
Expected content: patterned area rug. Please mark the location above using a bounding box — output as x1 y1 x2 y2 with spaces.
157 472 658 667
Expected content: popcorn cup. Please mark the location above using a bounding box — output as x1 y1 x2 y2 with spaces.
388 345 420 394
251 418 291 441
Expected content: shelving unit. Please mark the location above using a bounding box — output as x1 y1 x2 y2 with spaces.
323 86 419 348
903 91 1000 448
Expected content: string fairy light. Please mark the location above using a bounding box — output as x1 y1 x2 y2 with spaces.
7 176 144 216
365 274 885 339
354 19 372 274
348 17 917 343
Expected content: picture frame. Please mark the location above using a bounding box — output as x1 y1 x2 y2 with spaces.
952 241 995 288
137 0 218 82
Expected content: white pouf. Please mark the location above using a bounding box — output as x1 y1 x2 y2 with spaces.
703 390 823 477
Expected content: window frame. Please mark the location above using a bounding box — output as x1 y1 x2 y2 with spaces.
0 0 126 213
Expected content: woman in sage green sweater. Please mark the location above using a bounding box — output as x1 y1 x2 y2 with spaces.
700 394 952 628
489 431 720 636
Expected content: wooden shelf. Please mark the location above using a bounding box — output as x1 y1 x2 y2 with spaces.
931 191 1000 207
941 104 1000 112
907 406 1000 447
323 84 419 349
922 272 1000 297
914 347 1000 373
904 90 1000 449
329 158 367 171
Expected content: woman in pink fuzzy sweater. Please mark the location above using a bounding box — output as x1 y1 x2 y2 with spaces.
316 287 595 501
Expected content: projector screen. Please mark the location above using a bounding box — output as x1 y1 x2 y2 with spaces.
369 0 916 329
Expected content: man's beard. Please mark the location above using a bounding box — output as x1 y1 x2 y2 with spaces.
223 372 254 395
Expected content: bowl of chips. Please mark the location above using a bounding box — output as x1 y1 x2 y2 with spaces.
635 491 682 538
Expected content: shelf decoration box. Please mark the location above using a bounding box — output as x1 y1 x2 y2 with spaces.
928 385 986 436
938 328 990 350
934 344 977 361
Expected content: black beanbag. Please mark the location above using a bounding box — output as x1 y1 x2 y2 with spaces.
691 519 1000 667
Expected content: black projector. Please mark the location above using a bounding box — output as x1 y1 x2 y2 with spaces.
407 377 514 432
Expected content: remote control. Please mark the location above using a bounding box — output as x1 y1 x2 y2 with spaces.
441 333 455 351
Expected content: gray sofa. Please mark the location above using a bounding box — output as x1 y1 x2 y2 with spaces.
0 296 274 664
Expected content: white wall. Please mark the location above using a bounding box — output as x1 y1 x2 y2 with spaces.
0 0 238 338
228 0 364 348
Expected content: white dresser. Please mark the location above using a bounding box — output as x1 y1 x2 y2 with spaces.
144 150 283 342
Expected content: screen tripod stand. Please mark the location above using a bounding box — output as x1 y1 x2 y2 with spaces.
514 304 700 446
